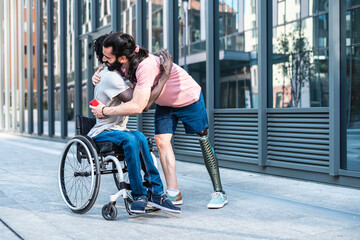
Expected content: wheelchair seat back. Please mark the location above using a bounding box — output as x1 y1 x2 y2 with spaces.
75 114 124 156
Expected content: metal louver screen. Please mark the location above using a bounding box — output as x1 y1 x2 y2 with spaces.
214 110 258 163
267 109 330 172
127 115 138 131
174 121 202 155
142 111 155 138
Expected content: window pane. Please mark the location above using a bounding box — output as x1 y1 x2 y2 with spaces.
178 0 207 99
99 0 111 27
272 2 329 108
217 0 258 109
344 5 360 171
146 0 164 53
81 0 91 34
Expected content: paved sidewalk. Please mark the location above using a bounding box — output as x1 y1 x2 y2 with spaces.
0 132 360 240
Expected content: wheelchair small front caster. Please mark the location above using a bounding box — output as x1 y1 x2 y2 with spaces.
102 203 117 221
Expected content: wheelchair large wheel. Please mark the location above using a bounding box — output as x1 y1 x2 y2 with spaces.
58 135 101 214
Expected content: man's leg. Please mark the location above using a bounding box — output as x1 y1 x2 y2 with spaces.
198 129 223 192
131 130 164 195
93 130 148 197
154 133 178 190
176 93 227 208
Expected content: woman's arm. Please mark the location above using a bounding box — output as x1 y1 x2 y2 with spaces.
144 50 173 111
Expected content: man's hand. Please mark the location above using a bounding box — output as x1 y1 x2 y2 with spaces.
92 66 103 86
159 50 172 77
90 99 106 119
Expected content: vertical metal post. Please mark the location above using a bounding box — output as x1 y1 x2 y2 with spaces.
86 35 94 118
111 0 121 32
340 0 347 169
166 0 178 64
4 0 9 131
329 0 341 175
74 0 82 118
0 0 4 130
36 0 43 135
11 0 17 131
27 0 34 134
60 0 68 138
92 0 98 31
136 0 146 46
47 0 54 137
18 0 25 132
206 0 219 145
183 0 188 71
257 0 271 166
136 0 146 132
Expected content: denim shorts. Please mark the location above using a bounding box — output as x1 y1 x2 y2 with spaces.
154 93 209 135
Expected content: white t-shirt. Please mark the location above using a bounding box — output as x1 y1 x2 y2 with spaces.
87 67 131 138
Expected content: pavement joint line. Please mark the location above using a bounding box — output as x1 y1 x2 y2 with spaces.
180 176 360 220
2 139 63 155
0 217 25 240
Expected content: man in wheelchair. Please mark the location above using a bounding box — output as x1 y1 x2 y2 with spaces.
88 34 180 214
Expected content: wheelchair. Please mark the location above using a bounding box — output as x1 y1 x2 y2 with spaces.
58 115 159 220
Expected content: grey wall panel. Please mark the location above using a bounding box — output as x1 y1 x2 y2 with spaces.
214 110 259 163
267 110 330 170
141 110 155 137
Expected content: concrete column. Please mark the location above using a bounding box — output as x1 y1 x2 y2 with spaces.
11 0 17 131
4 0 10 131
18 0 25 132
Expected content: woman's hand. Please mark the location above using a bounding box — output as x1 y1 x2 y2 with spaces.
89 100 106 119
92 66 104 86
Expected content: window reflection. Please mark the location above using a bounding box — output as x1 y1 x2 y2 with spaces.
99 0 111 27
81 0 91 34
272 0 329 108
345 4 360 171
217 0 258 109
121 0 136 38
146 0 164 53
178 0 207 100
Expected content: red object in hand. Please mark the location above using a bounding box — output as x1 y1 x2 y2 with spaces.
90 99 103 119
90 99 99 106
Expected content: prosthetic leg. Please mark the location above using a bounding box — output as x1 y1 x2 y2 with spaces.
198 133 224 193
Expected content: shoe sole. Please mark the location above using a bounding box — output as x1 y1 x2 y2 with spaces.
207 199 228 209
130 209 145 214
172 200 183 205
147 202 181 214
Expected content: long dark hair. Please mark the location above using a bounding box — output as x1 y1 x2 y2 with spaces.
93 34 109 63
103 32 148 83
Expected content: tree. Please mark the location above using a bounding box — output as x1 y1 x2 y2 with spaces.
277 29 314 107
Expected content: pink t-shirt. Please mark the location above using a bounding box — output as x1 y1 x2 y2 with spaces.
134 54 201 108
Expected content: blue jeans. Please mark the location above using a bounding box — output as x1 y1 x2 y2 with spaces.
93 130 164 198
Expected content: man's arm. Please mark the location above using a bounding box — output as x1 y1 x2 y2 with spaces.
117 87 133 103
144 50 173 111
90 87 151 117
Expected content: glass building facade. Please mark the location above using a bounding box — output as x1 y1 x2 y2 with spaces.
1 0 360 187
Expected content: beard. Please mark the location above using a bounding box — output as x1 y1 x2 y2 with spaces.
106 59 122 71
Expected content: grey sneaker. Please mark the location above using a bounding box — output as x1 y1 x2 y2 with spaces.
130 195 148 214
148 193 181 214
